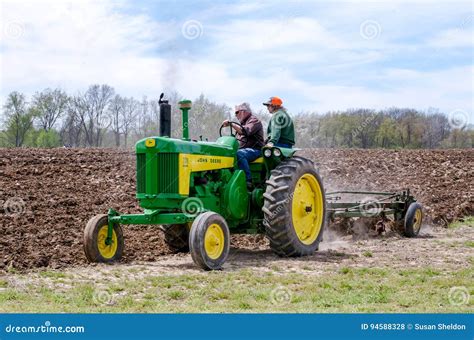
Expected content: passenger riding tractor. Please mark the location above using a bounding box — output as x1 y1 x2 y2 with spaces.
83 94 423 270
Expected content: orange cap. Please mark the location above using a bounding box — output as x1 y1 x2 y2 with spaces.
262 96 283 107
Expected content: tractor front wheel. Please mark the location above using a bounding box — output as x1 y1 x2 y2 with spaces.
84 214 124 263
189 212 230 270
263 156 326 256
404 202 423 237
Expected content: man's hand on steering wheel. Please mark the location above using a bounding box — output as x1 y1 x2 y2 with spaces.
219 121 249 146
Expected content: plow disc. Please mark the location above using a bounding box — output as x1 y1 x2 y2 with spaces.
326 189 423 237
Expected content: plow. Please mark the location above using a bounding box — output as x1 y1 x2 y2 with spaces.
327 190 423 237
84 94 423 270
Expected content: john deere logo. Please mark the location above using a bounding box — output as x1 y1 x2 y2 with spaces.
145 139 155 147
196 157 222 164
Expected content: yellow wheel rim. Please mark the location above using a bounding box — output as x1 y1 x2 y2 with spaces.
97 225 118 259
413 208 422 233
204 223 225 260
292 173 324 245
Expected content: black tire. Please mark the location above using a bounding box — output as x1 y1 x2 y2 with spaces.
404 202 423 237
189 212 230 270
84 214 124 263
263 156 326 257
162 224 190 253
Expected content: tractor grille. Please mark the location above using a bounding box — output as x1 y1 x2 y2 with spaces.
156 153 179 193
136 152 179 194
136 153 147 193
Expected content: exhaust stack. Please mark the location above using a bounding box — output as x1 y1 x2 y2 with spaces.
158 93 171 137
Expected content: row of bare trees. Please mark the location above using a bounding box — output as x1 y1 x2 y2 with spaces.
0 85 232 148
289 108 472 149
0 84 472 148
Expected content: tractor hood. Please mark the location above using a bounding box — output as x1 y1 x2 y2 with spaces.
136 136 239 157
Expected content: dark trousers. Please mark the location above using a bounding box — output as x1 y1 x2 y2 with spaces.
237 148 261 182
275 142 292 148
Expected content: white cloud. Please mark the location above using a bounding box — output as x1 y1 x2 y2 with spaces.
211 17 346 52
0 0 174 97
427 28 474 48
296 66 474 115
0 0 472 121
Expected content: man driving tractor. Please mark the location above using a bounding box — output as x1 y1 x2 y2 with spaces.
222 103 264 189
222 97 295 189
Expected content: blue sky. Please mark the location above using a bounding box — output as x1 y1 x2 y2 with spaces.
1 0 473 122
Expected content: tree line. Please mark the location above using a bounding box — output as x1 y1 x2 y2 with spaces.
0 84 472 149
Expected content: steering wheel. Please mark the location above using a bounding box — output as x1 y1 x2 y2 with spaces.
219 121 249 146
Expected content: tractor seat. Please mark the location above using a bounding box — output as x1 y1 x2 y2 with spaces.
251 157 264 164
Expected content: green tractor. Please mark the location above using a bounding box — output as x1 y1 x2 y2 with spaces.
83 95 326 270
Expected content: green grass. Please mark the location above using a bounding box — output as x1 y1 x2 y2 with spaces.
448 216 474 229
362 251 373 257
464 241 474 248
39 270 70 279
0 267 472 313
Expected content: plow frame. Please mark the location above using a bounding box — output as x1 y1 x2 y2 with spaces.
102 190 417 244
326 189 416 221
104 208 195 245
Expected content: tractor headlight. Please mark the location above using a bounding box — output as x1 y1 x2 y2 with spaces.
264 149 272 158
273 148 282 157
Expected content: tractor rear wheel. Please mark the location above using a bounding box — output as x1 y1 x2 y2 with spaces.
404 202 423 237
189 212 230 270
161 224 190 253
263 156 326 257
84 214 124 263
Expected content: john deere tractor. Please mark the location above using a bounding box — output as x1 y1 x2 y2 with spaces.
84 94 423 270
83 94 326 270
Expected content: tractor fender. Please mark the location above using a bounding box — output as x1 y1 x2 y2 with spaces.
223 170 248 220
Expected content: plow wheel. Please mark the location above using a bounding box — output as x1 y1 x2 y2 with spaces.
404 202 423 237
189 212 230 270
263 156 326 257
84 214 124 263
161 224 190 253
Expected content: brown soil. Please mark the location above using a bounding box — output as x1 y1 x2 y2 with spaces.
0 148 472 270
